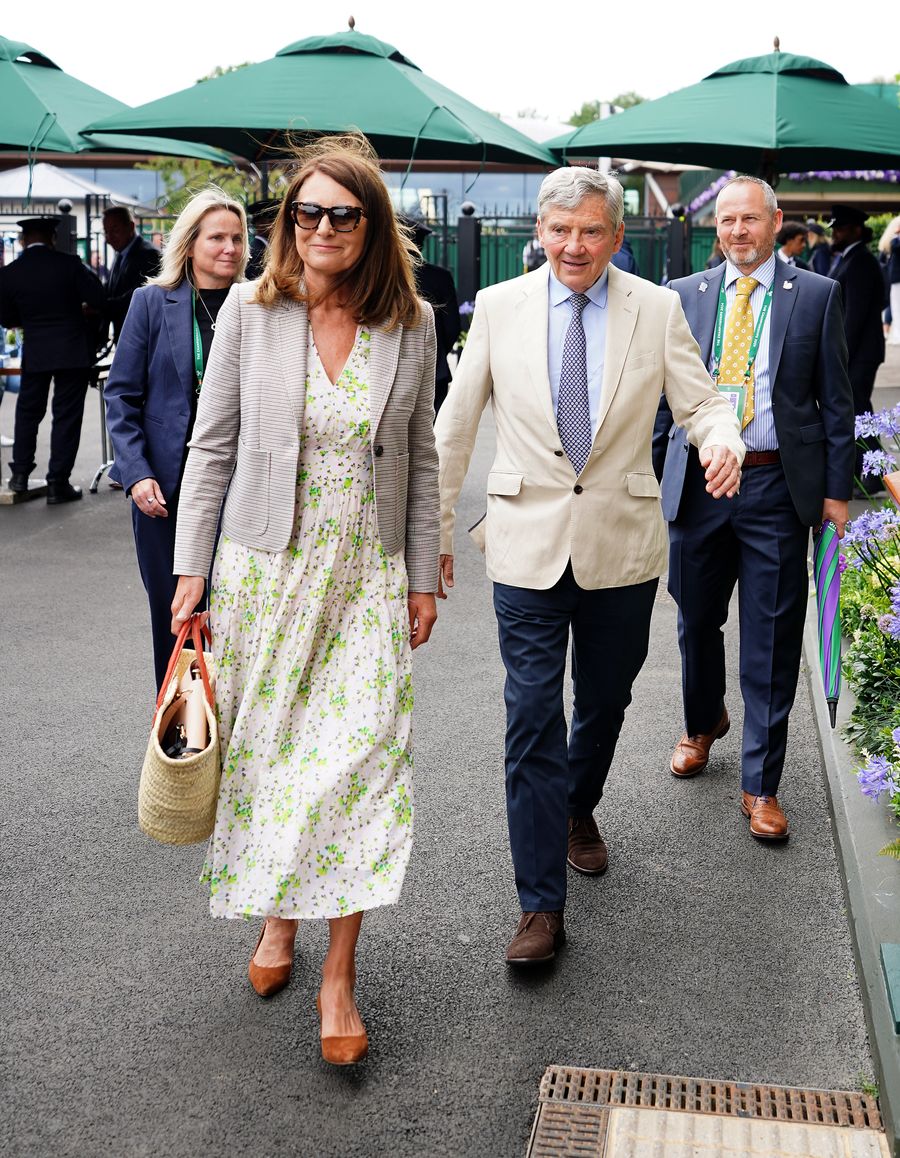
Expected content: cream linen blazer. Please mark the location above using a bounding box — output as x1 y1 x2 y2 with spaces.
173 282 440 594
434 263 744 590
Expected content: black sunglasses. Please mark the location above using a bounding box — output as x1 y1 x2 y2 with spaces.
290 202 367 232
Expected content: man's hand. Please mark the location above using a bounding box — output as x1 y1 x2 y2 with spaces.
132 477 168 518
170 576 206 635
408 592 437 649
437 554 454 600
699 445 741 499
819 498 850 539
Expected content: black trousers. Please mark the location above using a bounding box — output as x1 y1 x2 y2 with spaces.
10 368 90 482
849 358 882 480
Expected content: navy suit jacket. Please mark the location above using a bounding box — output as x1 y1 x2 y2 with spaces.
654 261 855 529
104 281 195 497
0 246 104 372
106 236 162 342
832 243 886 367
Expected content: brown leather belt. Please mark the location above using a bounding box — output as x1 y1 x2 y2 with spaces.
743 450 781 467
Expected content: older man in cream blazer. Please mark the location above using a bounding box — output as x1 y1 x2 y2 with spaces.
435 168 744 966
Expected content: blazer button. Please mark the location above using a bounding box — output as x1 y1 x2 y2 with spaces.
374 445 384 457
573 484 583 494
554 449 564 457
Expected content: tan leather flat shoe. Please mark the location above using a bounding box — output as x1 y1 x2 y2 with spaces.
316 993 368 1066
248 921 293 998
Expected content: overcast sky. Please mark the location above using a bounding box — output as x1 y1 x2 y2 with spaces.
9 2 898 125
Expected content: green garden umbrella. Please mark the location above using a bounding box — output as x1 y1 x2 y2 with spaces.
87 28 556 167
0 35 233 164
547 50 900 181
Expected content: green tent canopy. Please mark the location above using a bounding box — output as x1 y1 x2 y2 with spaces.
87 29 556 167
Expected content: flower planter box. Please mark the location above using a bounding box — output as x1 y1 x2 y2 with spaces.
804 606 900 1155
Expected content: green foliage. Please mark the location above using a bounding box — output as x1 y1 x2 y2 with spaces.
881 837 900 859
135 158 263 216
568 93 645 126
196 62 253 84
857 1073 880 1098
841 625 900 754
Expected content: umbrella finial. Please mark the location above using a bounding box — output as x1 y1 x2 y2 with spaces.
348 14 356 30
773 35 780 51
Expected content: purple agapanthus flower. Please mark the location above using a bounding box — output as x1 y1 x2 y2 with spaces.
838 553 848 574
857 754 895 800
892 727 900 748
855 413 877 439
862 450 897 478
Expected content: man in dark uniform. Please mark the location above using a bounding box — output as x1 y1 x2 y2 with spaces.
102 206 161 343
0 217 105 502
828 204 886 484
806 222 832 277
245 199 279 280
404 218 461 415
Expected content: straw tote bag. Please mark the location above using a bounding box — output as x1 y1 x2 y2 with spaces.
138 614 220 845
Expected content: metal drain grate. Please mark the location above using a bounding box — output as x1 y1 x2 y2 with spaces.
541 1068 882 1128
527 1068 883 1156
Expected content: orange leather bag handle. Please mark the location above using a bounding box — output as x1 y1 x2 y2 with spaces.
154 614 215 715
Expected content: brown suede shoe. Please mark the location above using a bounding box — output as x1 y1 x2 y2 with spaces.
670 708 730 778
248 921 294 997
741 791 790 840
505 911 565 965
567 816 608 875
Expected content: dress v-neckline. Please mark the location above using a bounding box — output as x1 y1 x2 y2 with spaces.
310 325 361 387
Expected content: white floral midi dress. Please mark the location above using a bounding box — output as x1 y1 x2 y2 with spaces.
202 328 414 920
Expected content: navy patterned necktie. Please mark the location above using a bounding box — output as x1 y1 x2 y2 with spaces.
557 292 592 475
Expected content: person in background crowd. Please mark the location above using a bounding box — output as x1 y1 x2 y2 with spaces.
0 216 104 503
245 199 280 280
878 214 900 346
523 227 546 272
806 221 832 277
705 237 726 269
403 217 461 415
435 167 742 967
776 221 809 269
655 177 854 842
104 189 248 691
610 236 642 277
168 136 439 1066
102 206 161 343
828 204 886 486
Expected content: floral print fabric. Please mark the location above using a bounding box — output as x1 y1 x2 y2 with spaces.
203 328 414 920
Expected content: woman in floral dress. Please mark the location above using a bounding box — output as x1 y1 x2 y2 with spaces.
170 136 440 1065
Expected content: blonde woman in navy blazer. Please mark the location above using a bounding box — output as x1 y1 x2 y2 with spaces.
104 189 248 690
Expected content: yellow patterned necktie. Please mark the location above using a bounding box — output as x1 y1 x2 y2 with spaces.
719 275 759 428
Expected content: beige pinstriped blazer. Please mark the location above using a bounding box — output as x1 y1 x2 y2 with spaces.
172 282 440 593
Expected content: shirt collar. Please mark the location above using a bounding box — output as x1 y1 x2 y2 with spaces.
723 252 777 290
116 233 139 260
548 266 609 309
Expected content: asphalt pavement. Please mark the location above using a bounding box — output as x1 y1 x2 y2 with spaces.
3 353 896 1157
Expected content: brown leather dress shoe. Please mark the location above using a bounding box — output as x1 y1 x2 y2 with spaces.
741 791 790 840
670 708 730 777
248 921 293 997
567 816 608 875
505 911 565 965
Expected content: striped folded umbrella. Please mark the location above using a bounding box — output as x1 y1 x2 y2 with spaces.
813 520 842 728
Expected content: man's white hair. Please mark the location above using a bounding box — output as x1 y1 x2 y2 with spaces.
537 167 624 230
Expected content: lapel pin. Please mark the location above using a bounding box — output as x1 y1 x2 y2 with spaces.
783 280 793 290
699 282 708 292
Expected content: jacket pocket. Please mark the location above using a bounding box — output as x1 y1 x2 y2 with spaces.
224 437 270 534
486 471 523 496
799 423 825 444
626 472 661 498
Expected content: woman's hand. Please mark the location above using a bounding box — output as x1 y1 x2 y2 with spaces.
171 575 207 635
131 477 168 518
408 592 437 650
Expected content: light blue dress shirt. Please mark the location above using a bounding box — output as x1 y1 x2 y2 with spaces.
548 268 608 438
717 254 778 452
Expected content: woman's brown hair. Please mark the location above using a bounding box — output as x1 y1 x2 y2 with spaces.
253 133 421 330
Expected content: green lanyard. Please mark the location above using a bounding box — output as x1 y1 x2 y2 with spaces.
191 290 204 395
711 278 773 383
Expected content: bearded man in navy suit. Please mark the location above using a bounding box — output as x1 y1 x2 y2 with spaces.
655 176 854 841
